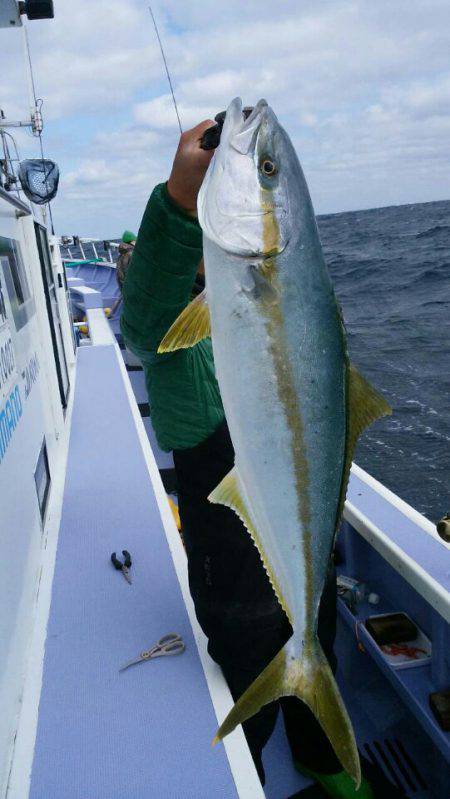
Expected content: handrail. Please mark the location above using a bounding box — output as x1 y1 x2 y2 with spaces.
344 467 450 623
350 462 442 543
85 308 116 347
0 186 31 215
63 258 106 267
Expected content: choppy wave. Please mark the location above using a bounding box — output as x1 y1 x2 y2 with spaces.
318 198 450 522
416 224 450 239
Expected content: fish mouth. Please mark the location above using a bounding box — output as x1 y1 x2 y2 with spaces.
241 98 269 130
228 98 269 155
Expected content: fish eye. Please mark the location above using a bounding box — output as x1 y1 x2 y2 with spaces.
260 158 277 177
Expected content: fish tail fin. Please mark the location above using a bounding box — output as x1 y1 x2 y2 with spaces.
213 639 361 788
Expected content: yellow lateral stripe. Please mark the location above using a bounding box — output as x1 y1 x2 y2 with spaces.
260 201 314 625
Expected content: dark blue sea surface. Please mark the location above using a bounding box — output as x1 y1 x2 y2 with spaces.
318 199 449 523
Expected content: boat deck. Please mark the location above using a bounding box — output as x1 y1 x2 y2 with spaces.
29 341 257 798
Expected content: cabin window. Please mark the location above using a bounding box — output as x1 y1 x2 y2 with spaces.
9 242 30 305
0 237 35 330
35 224 70 408
35 438 51 523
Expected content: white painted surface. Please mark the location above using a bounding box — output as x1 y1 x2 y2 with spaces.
20 216 65 443
86 307 113 346
6 371 75 799
344 499 450 624
351 462 449 549
0 198 73 797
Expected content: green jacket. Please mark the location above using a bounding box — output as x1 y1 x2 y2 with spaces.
120 183 225 451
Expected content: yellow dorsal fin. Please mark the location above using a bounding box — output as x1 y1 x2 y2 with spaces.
208 467 292 624
336 363 392 529
158 289 210 353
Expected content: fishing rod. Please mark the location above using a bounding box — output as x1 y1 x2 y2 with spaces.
147 7 251 151
148 6 183 134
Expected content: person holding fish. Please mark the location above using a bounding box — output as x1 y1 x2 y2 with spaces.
121 101 400 799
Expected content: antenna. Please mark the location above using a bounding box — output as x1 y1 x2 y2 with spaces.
148 6 183 134
23 24 55 232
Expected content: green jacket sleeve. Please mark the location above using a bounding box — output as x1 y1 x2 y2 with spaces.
121 182 203 357
120 183 224 452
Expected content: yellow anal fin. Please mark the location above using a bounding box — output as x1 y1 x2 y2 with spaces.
208 467 292 624
336 363 392 529
214 640 361 789
158 289 210 353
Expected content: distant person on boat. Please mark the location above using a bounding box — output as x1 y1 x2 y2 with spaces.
110 230 136 317
116 230 136 291
120 123 401 799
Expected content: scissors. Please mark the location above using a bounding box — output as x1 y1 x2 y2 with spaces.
111 550 132 584
120 633 185 672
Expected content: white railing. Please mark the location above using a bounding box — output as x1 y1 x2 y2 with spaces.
345 463 450 623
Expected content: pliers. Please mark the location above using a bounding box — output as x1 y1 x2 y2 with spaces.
111 550 132 584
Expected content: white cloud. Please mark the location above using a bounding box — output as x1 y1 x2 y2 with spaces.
134 95 213 129
0 0 449 233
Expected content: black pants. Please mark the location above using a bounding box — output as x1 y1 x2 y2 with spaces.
173 420 341 782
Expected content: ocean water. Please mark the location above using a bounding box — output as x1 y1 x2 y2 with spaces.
63 199 449 524
318 199 449 524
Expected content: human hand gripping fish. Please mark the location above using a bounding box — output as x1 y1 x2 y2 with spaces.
159 98 391 786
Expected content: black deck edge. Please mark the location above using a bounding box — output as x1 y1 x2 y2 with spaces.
159 467 178 495
288 785 328 798
138 402 150 417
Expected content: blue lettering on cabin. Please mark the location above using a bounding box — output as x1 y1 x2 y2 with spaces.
5 399 15 433
13 384 22 416
0 384 23 465
22 353 40 399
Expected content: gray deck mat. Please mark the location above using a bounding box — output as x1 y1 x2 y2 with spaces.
29 344 238 798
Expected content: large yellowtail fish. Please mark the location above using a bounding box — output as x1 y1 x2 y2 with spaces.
159 98 391 785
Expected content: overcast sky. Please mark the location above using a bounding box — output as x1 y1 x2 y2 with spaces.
1 0 449 237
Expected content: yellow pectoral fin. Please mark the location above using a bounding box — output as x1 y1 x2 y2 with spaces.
208 467 292 624
336 363 392 528
157 289 210 353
